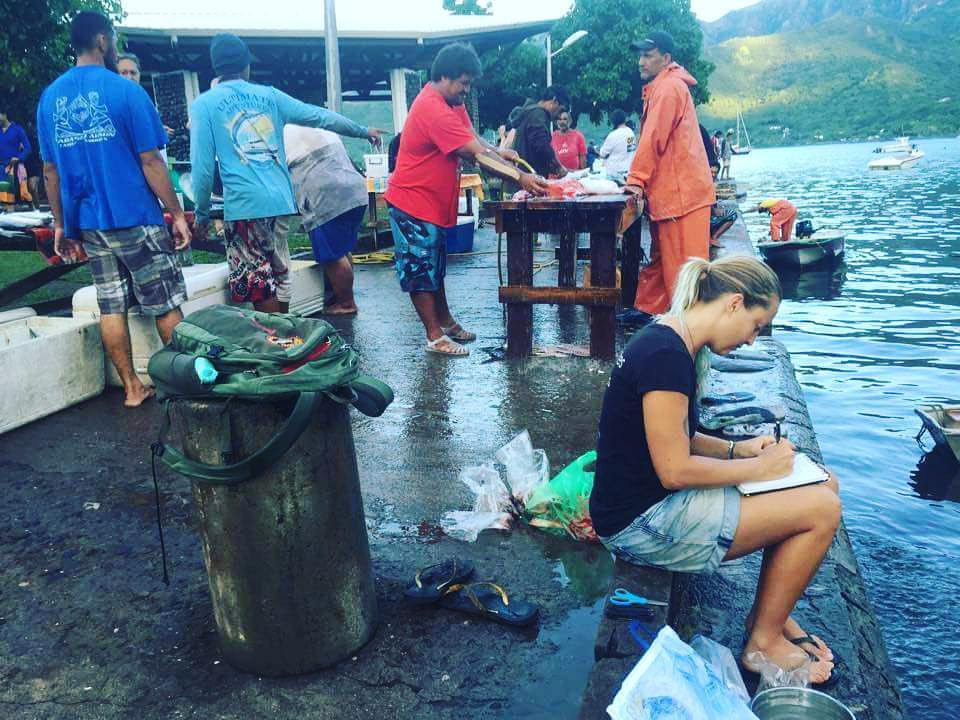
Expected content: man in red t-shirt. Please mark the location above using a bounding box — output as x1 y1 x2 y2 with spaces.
385 43 548 357
551 111 587 170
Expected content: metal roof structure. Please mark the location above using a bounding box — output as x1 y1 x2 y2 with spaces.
120 1 559 100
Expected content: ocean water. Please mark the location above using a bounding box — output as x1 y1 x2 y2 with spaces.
734 138 960 716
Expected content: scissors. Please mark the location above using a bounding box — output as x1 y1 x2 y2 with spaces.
609 588 668 608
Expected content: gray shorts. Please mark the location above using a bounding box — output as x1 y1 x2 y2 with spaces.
599 486 741 574
80 225 187 316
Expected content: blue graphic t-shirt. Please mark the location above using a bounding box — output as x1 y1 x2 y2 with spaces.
37 65 167 237
189 79 369 223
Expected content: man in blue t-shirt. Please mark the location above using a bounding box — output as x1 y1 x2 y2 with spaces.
190 33 384 313
37 11 191 408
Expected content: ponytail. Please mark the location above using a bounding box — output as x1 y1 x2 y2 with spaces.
665 256 781 397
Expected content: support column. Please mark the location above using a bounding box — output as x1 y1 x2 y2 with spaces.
389 68 410 132
324 0 342 113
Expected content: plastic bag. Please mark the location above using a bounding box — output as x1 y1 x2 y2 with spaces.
441 510 512 541
607 626 758 720
744 650 811 691
691 635 751 704
494 430 549 504
525 451 598 542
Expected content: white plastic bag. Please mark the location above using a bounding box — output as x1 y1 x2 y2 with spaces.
607 626 758 720
691 635 751 704
494 430 550 503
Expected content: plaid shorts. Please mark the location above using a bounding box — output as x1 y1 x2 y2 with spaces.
223 216 292 304
80 225 187 316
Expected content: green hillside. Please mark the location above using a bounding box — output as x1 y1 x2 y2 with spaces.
697 4 960 145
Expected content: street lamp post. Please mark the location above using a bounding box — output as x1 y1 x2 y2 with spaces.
546 30 588 87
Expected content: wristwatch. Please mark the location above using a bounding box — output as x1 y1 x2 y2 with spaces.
727 440 736 460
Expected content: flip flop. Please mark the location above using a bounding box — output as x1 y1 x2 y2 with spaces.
710 356 775 373
441 325 477 343
403 558 476 604
701 392 756 406
790 635 836 663
439 581 540 627
425 334 469 357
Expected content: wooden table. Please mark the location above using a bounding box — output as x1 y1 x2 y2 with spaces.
486 195 642 361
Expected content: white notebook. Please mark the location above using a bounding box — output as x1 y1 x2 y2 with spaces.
737 452 829 496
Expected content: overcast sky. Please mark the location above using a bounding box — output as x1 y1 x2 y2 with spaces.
486 0 761 23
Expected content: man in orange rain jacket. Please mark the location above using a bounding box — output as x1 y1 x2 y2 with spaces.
757 198 798 242
620 31 715 323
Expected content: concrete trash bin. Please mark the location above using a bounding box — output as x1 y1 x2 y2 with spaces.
170 394 378 676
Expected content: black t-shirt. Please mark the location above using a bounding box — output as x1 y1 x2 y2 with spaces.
590 324 698 538
513 104 559 177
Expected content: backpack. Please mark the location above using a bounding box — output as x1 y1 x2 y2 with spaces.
148 304 393 484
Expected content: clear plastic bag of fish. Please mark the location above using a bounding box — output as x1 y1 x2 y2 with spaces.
607 626 758 720
690 635 751 704
745 649 812 691
494 430 550 504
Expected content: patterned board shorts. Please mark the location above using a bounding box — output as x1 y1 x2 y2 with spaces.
80 225 187 316
387 206 447 293
223 216 292 304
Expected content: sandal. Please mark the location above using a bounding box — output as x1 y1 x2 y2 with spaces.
439 581 540 627
441 324 477 343
790 634 835 663
701 392 756 406
700 406 783 431
425 334 469 357
403 558 476 604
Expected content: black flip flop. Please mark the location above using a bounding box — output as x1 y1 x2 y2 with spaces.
403 558 475 605
700 406 783 431
439 581 540 627
791 635 842 665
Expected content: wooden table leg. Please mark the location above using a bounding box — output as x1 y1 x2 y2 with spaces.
589 231 617 361
621 217 642 309
558 230 577 288
367 191 379 250
505 226 533 359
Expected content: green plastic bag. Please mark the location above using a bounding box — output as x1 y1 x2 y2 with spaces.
525 450 598 542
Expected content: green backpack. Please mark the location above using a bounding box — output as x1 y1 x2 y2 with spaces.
148 304 393 484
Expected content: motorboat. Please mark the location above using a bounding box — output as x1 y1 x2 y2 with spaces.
868 147 924 170
758 229 845 268
915 405 960 463
872 136 911 154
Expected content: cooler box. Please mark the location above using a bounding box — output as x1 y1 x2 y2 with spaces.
446 216 475 254
72 260 326 387
0 316 104 435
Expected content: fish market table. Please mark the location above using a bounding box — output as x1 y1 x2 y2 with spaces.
486 195 642 361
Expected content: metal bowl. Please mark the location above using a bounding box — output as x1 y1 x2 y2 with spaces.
751 687 855 720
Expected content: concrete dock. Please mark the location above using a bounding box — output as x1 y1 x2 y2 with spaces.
0 211 903 718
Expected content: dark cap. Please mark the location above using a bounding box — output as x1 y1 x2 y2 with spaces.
210 33 251 75
631 31 675 55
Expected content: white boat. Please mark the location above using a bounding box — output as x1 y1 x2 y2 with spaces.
731 110 752 155
868 148 924 170
872 136 912 154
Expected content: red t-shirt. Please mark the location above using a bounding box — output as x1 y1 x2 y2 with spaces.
385 84 475 228
551 129 586 170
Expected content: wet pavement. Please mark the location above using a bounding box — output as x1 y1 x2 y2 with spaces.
0 226 626 719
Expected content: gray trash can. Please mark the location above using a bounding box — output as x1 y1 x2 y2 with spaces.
170 394 378 676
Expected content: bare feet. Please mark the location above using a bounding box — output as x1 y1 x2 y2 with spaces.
742 633 834 684
322 303 358 316
124 385 155 408
746 612 834 662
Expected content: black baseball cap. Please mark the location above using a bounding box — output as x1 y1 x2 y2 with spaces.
631 31 675 55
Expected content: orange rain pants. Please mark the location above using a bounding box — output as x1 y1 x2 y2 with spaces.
769 200 797 242
633 206 711 315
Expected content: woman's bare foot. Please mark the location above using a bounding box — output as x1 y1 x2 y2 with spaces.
742 633 834 684
124 385 155 408
745 613 834 662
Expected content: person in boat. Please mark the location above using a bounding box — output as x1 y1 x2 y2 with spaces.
620 31 715 325
756 199 798 243
591 255 841 686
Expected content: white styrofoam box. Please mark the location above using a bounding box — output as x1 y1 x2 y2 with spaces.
363 153 389 179
0 317 104 435
72 260 326 386
457 195 480 229
0 307 37 325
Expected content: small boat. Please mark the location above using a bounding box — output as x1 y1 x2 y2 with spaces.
868 147 924 170
758 229 845 268
872 136 912 154
915 405 960 462
731 110 752 155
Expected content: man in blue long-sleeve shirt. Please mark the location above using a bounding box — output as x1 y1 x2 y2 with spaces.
190 34 384 312
1 110 32 201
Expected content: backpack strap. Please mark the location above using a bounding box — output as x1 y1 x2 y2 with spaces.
151 392 320 484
